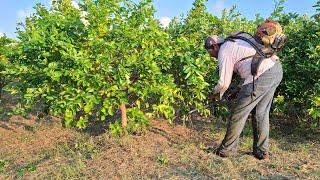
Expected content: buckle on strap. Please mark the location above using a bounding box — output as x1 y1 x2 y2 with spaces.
251 76 256 102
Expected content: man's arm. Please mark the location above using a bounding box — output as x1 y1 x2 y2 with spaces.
213 42 236 99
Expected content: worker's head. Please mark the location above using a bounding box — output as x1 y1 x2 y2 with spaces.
255 19 283 46
204 35 224 58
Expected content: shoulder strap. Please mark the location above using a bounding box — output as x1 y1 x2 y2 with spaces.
224 32 268 58
239 55 254 62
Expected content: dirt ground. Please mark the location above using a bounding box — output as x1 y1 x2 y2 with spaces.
1 94 320 179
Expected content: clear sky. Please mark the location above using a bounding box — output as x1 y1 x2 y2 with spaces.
0 0 317 38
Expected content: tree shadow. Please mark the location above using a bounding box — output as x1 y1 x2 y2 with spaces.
177 112 320 153
171 114 225 148
0 92 19 122
3 88 318 151
80 112 121 136
268 116 320 151
235 114 320 151
11 153 51 177
0 123 14 131
0 90 118 136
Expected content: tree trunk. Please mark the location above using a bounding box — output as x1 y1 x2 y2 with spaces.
120 103 127 128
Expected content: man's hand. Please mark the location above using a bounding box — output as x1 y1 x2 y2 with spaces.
226 87 240 100
209 92 221 101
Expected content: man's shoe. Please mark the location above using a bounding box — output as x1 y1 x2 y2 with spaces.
205 146 235 158
213 149 235 158
253 151 269 160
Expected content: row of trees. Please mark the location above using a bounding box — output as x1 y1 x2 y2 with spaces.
0 0 319 131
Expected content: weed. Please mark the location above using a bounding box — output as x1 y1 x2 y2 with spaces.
0 160 9 172
15 163 36 177
156 154 169 165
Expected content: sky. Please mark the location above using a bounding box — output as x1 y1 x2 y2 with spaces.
0 0 317 38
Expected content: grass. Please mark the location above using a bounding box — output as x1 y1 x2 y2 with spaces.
1 107 320 179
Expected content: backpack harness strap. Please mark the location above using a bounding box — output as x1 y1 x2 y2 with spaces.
223 32 274 102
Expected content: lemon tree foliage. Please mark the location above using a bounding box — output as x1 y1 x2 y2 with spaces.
275 4 320 125
164 0 217 118
2 0 320 129
0 36 17 98
164 0 261 119
10 0 180 128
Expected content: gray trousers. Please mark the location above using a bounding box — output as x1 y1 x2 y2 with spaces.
219 61 283 155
